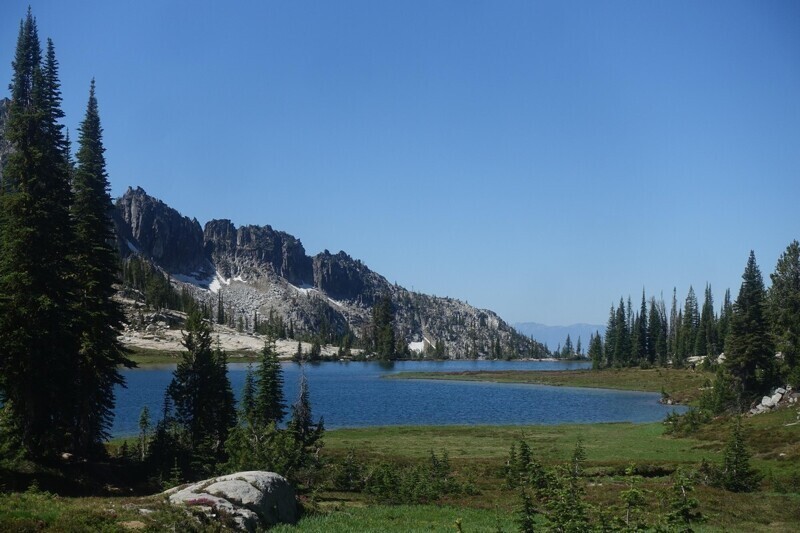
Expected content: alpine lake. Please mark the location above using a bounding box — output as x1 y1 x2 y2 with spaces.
112 360 686 437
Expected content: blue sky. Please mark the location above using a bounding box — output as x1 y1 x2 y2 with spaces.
1 1 798 326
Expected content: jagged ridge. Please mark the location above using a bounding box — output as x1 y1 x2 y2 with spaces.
113 187 541 358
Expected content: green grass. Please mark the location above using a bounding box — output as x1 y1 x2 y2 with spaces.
0 490 209 532
388 367 711 404
325 422 707 465
314 409 800 532
273 504 520 532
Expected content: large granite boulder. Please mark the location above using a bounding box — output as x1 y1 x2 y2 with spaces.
164 471 297 531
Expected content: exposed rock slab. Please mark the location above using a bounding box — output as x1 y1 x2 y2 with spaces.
164 471 297 531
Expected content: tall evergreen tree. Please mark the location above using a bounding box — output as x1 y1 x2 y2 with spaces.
372 294 396 360
614 297 631 365
718 288 733 352
725 251 775 397
288 367 324 454
167 311 236 465
646 297 660 364
0 12 77 457
768 240 800 384
254 338 287 425
588 332 603 369
678 286 699 364
69 80 133 452
668 288 679 361
635 290 648 363
695 284 718 358
604 304 617 367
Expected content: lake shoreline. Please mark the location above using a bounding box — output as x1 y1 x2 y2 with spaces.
385 367 710 405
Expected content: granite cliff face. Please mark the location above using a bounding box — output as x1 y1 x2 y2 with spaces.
113 187 541 358
204 219 313 286
115 187 209 276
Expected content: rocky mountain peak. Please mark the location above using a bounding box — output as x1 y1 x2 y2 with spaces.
115 187 209 276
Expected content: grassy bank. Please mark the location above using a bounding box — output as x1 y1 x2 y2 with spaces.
388 367 712 404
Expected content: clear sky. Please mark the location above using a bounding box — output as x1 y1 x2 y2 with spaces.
1 1 798 326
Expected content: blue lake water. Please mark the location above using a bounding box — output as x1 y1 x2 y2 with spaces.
112 360 686 437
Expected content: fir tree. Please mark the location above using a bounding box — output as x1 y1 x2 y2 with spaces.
70 80 133 452
667 468 703 530
718 288 733 353
254 338 286 425
725 251 775 397
679 286 700 364
668 288 679 362
138 406 151 462
646 297 660 364
768 240 800 384
604 304 617 367
588 332 603 369
288 367 324 455
167 311 236 466
635 289 648 363
240 364 256 423
372 294 396 360
695 284 718 358
614 297 631 365
720 418 761 492
0 12 78 457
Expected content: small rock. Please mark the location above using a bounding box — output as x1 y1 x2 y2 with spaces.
762 395 775 408
772 392 783 405
776 387 786 395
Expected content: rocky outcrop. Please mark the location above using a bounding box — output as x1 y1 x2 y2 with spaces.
115 187 210 276
749 386 798 415
204 220 313 285
313 250 383 305
165 471 297 531
0 98 12 183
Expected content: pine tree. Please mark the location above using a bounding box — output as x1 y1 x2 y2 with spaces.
695 284 718 358
646 297 660 364
718 288 733 353
138 406 151 462
668 288 679 362
679 286 700 364
372 294 396 359
70 80 133 452
720 418 761 492
562 334 573 358
635 290 648 363
167 311 236 466
254 338 287 425
288 367 324 454
614 298 631 365
604 304 617 367
0 12 78 457
240 364 256 423
768 240 800 384
725 251 775 397
588 332 603 369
